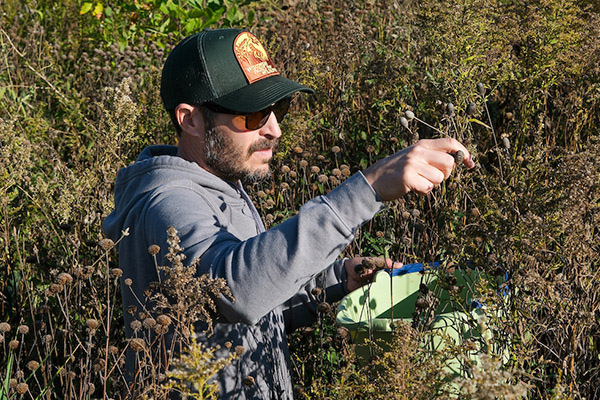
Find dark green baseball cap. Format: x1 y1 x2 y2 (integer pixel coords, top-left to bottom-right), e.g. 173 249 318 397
160 28 314 113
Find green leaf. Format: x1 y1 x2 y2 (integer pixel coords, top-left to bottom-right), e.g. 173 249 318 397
80 2 93 14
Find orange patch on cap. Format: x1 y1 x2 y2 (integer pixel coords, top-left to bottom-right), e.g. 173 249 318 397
233 32 279 84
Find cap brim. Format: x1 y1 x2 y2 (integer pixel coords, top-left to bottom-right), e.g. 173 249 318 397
211 75 314 113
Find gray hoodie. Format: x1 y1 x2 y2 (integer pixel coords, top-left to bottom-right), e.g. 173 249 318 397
103 145 384 399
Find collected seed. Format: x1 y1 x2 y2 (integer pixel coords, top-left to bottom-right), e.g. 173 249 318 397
453 150 464 164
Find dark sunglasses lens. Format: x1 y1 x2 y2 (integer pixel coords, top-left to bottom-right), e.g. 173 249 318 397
246 110 270 130
245 98 292 130
273 97 291 121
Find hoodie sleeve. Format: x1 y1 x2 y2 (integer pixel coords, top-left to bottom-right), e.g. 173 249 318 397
145 172 383 326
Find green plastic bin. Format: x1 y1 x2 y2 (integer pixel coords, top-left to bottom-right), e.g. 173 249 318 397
336 264 492 376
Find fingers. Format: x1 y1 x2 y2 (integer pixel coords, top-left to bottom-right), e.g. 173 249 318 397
418 138 475 169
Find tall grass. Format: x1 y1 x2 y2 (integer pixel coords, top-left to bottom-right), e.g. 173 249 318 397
1 0 599 398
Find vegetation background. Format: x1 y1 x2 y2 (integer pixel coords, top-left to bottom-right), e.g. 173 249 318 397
0 0 598 399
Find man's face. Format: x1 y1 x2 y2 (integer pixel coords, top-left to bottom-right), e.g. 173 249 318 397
203 111 281 183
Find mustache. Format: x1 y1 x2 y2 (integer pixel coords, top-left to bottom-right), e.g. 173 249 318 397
248 138 279 155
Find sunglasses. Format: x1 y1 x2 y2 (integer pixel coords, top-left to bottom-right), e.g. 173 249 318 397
202 97 291 130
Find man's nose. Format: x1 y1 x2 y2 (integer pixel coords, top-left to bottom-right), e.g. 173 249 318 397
259 112 282 139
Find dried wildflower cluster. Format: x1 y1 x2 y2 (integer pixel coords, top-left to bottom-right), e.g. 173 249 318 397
146 226 234 337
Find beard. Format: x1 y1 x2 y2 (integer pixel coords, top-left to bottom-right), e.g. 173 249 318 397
204 125 278 183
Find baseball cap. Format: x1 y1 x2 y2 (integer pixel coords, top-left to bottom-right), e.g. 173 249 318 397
160 28 314 113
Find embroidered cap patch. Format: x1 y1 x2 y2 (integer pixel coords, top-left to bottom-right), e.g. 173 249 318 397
233 32 279 84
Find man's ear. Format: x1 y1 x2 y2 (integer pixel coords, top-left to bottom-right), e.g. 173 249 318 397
175 103 203 137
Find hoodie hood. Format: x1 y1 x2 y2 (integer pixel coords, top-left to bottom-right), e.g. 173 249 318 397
103 145 246 241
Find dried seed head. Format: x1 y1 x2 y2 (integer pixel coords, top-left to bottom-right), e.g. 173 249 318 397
366 145 375 154
127 305 137 315
0 322 11 333
477 82 486 97
415 297 428 309
318 174 328 183
128 338 146 352
224 341 232 349
17 325 29 335
147 244 160 255
332 168 341 177
156 315 172 326
16 382 29 395
337 326 349 338
299 160 308 168
243 376 255 387
411 209 420 218
124 278 133 286
235 345 246 356
331 145 341 153
49 283 64 294
143 317 156 329
466 102 477 116
293 146 303 154
362 257 386 270
453 150 464 164
402 211 411 219
130 320 142 331
405 110 415 120
110 268 123 278
56 272 73 285
505 111 514 120
9 339 19 350
376 231 384 238
400 116 409 130
446 102 455 116
109 345 119 355
310 166 320 174
281 165 291 173
98 238 114 250
26 360 39 371
311 287 322 297
317 302 331 313
502 137 511 149
85 319 99 330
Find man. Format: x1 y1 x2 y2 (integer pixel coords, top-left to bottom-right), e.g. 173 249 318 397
103 28 474 399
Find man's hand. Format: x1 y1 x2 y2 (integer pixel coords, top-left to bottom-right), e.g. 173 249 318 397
363 138 475 201
344 257 403 292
